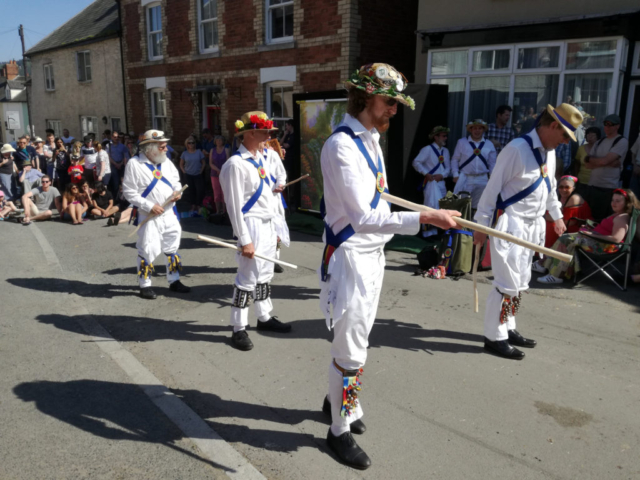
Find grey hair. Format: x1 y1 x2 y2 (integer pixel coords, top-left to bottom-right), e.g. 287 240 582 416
140 142 160 157
214 135 225 142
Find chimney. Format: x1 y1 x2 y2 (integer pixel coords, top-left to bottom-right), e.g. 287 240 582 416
2 60 19 80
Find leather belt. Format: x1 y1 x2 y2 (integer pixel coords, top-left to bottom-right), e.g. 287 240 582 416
333 359 360 377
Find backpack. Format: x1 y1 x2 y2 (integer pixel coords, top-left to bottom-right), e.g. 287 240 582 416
437 192 473 276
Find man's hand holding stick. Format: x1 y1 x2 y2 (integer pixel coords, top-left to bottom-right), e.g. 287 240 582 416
128 185 188 237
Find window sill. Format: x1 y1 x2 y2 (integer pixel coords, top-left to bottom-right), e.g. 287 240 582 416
147 57 164 64
258 41 296 53
193 49 221 60
45 89 56 93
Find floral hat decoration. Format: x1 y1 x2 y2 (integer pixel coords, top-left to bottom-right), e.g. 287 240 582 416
466 119 488 133
234 111 278 137
429 126 450 140
345 63 415 110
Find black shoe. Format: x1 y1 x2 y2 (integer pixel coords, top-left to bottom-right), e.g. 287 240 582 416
326 429 371 470
483 337 525 360
508 329 537 348
231 330 254 351
169 280 191 293
107 218 114 226
274 263 284 273
256 316 291 333
113 211 122 226
140 287 157 300
323 396 366 434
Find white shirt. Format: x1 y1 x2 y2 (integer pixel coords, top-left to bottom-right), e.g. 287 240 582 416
451 136 497 177
474 129 562 227
321 114 420 252
220 144 279 246
96 150 111 176
264 147 287 216
412 142 451 179
81 146 98 169
122 153 181 215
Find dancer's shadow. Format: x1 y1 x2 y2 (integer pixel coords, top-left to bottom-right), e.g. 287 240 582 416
13 379 324 460
7 277 139 299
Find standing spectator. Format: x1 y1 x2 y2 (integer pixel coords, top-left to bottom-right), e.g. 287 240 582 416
53 138 71 191
80 136 97 185
584 114 629 221
573 126 601 197
21 175 61 224
180 136 206 214
280 119 296 171
61 183 87 225
209 135 228 214
107 131 130 196
93 141 111 187
33 137 48 174
554 141 572 179
200 128 214 158
68 153 84 185
61 129 75 148
14 136 35 173
43 130 57 177
101 130 111 149
0 144 17 200
125 135 136 158
487 105 515 154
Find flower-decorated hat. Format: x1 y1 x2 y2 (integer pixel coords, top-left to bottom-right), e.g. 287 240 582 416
345 63 415 110
139 129 170 145
466 119 488 133
234 111 278 137
429 126 450 140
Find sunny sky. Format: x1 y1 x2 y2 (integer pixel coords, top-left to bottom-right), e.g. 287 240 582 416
0 0 95 63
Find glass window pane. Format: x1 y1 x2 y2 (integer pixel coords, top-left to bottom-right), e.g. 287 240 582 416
472 49 510 72
84 52 91 67
202 21 218 48
513 75 559 136
270 0 284 5
271 7 284 39
270 87 284 118
281 87 293 118
431 51 467 76
431 78 466 148
566 40 616 70
151 32 162 57
517 46 560 69
201 0 216 20
284 5 293 37
468 76 510 121
564 73 612 129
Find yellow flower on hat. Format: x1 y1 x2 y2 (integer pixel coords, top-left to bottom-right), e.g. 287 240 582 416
235 120 244 129
258 113 268 120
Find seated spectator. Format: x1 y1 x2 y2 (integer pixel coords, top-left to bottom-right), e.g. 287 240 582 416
68 154 84 184
537 188 638 284
18 159 44 193
180 136 206 215
0 190 17 220
573 126 601 197
90 181 119 221
108 184 130 226
21 175 61 225
543 176 592 248
61 183 87 225
78 179 93 205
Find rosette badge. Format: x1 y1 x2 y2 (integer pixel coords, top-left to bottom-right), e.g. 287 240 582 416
345 62 415 110
234 111 279 137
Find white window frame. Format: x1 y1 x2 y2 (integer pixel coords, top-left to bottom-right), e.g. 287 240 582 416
426 36 624 132
198 0 219 54
266 81 293 125
150 88 167 130
46 120 62 138
76 51 91 83
265 0 293 45
80 116 98 138
111 117 122 133
44 64 55 91
146 2 163 61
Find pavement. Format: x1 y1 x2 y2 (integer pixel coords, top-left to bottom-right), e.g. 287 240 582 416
1 213 639 480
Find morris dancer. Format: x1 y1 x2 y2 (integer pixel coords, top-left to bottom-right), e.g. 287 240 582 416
413 126 451 237
319 63 460 469
220 111 292 352
473 104 582 360
262 141 290 273
451 119 497 210
122 130 190 300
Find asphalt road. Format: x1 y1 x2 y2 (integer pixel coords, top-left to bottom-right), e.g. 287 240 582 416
1 214 639 480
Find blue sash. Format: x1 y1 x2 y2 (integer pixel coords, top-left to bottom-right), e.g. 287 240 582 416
495 134 551 218
458 140 489 171
427 144 446 175
236 154 270 214
320 125 389 281
129 162 178 226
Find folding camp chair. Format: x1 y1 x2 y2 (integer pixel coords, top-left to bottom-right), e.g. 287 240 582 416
574 208 639 291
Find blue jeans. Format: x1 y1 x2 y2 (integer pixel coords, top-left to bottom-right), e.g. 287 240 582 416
109 165 124 196
0 172 16 200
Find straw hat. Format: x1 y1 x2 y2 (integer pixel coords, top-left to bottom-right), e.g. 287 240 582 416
466 119 488 133
139 129 170 146
545 103 584 142
34 137 44 143
1 144 16 154
234 111 278 137
429 126 450 140
345 63 415 110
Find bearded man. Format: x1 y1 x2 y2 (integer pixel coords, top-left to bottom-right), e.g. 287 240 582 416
319 63 460 470
122 130 190 299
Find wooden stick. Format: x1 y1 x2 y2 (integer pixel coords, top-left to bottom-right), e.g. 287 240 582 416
197 235 298 269
381 192 572 263
473 243 481 313
128 185 188 238
283 174 310 188
298 208 321 214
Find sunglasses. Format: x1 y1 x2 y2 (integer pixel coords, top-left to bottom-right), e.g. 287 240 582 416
603 122 618 127
42 180 50 184
385 98 398 107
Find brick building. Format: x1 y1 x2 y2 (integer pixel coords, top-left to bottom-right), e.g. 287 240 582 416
120 0 418 145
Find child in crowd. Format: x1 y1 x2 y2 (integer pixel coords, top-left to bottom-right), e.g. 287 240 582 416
90 181 120 222
68 154 84 184
0 190 17 220
61 183 87 225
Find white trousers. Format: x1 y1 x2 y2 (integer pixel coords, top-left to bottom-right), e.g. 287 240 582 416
231 217 276 327
453 172 488 209
484 211 545 341
320 248 385 436
136 212 181 288
423 179 446 209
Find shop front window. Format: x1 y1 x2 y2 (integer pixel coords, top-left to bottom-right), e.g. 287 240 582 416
431 51 467 76
513 75 559 135
517 46 560 69
468 76 510 122
431 78 466 145
472 49 510 72
564 73 612 129
566 40 616 70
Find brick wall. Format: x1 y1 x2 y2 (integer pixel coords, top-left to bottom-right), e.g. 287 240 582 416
124 2 142 63
166 0 193 57
224 75 258 137
300 0 339 38
223 0 257 49
129 83 147 134
168 80 197 142
300 70 341 93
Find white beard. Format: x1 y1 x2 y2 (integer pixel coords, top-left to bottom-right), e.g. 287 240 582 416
144 146 166 164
